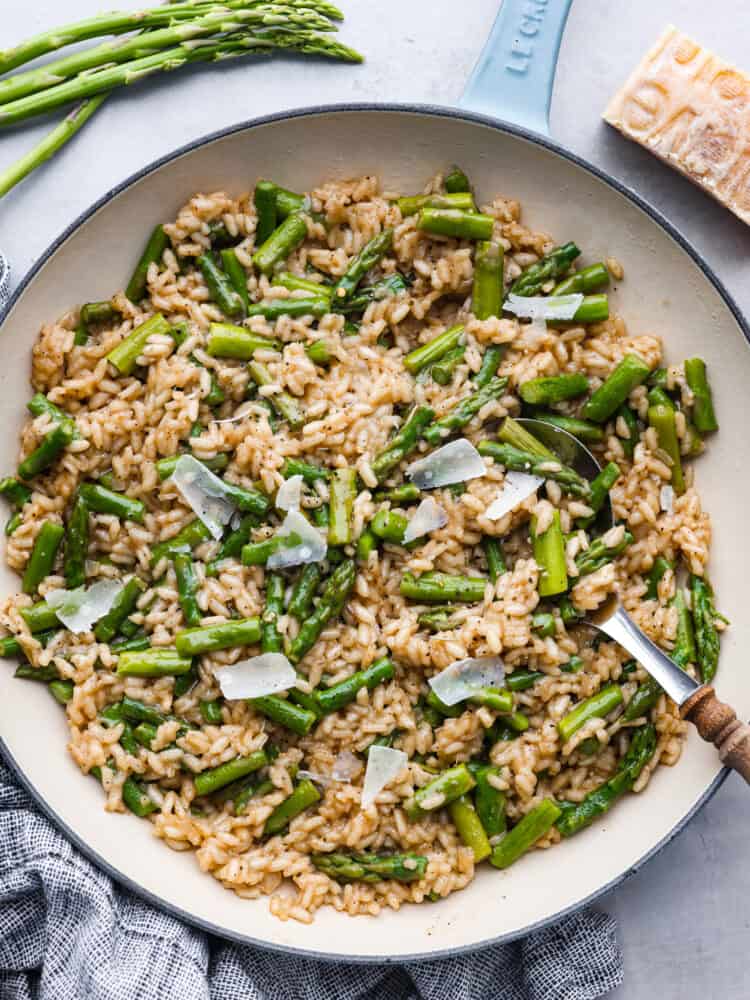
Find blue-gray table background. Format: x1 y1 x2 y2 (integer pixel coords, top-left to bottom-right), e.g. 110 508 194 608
2 1 749 995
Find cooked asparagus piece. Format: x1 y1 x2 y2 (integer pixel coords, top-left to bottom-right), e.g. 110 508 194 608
684 357 718 433
417 208 493 240
582 353 652 423
373 483 421 504
519 373 589 406
0 477 32 508
125 224 168 302
261 573 285 654
247 297 329 320
468 763 506 838
315 657 395 714
506 669 544 692
489 799 562 869
556 725 656 837
478 442 591 499
282 458 330 483
449 795 492 862
122 777 159 817
531 510 567 597
205 322 280 359
116 648 192 678
220 248 250 314
371 405 435 482
472 240 504 320
22 521 64 595
444 166 471 193
422 377 508 444
545 295 609 326
150 518 212 566
558 684 624 743
400 571 487 604
645 556 673 601
197 253 243 317
404 764 476 820
252 212 308 275
175 618 261 657
155 453 229 481
248 360 304 430
264 779 321 836
355 526 378 562
473 344 505 388
622 679 662 722
510 243 580 297
328 467 357 546
78 482 145 522
288 564 323 620
648 401 684 494
552 262 610 296
574 530 634 576
340 273 410 314
430 346 466 385
690 575 724 683
288 559 356 662
331 229 393 304
251 694 317 735
577 461 620 528
63 494 89 589
173 552 201 627
194 749 269 797
312 850 428 883
497 416 555 458
531 414 604 444
404 325 464 376
481 536 506 583
93 575 146 644
396 191 475 217
106 313 172 376
18 423 73 481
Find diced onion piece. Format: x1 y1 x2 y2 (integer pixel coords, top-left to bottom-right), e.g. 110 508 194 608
361 745 408 809
172 454 235 540
214 652 296 700
276 474 303 512
403 497 448 543
659 484 674 513
428 656 506 706
484 471 544 521
407 439 486 490
505 292 584 321
46 580 122 634
267 509 327 570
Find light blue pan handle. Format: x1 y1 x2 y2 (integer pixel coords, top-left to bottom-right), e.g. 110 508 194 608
459 0 573 137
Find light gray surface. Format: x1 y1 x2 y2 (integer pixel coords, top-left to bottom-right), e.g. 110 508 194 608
1 1 749 995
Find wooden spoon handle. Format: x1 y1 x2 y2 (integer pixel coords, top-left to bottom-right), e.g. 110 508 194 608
681 686 750 784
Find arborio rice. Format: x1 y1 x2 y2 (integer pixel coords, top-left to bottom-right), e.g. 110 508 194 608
0 169 725 923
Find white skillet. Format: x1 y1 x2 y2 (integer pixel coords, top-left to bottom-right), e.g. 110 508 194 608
1 0 749 963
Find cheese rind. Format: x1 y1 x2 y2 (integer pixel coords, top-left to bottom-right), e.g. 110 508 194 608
604 26 750 227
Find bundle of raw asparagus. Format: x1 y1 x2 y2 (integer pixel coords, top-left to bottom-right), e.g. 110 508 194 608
0 1 361 198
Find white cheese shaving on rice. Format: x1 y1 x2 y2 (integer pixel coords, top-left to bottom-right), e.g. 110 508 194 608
46 579 123 634
361 745 408 809
266 509 327 570
504 292 584 321
407 439 486 490
659 484 674 513
484 471 544 520
402 497 448 543
275 474 303 512
171 454 236 540
428 656 506 706
214 652 296 700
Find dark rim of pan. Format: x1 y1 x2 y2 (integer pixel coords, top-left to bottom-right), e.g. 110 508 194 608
0 102 740 963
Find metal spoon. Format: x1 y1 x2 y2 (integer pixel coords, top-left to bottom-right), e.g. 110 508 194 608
517 417 750 783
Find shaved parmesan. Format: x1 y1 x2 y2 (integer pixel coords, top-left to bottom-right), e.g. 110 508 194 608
266 509 327 570
659 484 674 513
407 439 486 490
361 745 407 809
428 656 506 706
172 454 235 540
505 292 584 321
299 751 363 786
484 471 543 521
276 475 303 512
46 580 122 634
214 652 295 700
403 497 448 543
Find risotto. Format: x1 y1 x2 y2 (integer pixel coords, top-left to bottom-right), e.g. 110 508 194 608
0 168 725 923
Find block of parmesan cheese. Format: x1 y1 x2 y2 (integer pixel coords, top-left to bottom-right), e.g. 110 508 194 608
604 26 750 227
